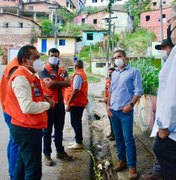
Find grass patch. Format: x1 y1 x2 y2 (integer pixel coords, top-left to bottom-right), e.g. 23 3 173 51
87 75 101 83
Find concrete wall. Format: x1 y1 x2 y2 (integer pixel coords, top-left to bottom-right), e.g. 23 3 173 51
82 31 107 46
85 0 127 7
134 95 156 133
0 14 40 35
140 7 172 40
91 61 106 76
37 37 76 56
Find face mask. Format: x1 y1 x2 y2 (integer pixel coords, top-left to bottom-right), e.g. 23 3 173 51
49 57 59 65
109 74 111 78
33 59 44 73
167 24 175 46
161 50 168 62
115 58 124 68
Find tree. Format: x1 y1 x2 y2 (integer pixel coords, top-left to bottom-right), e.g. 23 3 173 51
124 0 150 29
40 20 54 36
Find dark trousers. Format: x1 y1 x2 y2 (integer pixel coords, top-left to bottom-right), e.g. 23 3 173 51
153 135 176 180
10 124 43 180
70 106 85 144
3 112 18 180
43 103 65 156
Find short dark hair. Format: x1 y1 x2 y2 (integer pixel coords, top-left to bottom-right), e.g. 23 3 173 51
17 45 36 65
48 48 60 55
75 60 83 69
108 67 115 71
114 49 126 57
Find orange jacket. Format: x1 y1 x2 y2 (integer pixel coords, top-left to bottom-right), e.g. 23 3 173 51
105 79 111 98
65 69 88 107
0 57 19 112
40 64 66 104
5 66 47 129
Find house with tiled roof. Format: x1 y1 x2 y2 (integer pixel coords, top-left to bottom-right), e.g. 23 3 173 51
0 12 41 62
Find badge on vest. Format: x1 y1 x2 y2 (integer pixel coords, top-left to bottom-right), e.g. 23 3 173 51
60 73 65 78
34 87 41 97
50 73 56 79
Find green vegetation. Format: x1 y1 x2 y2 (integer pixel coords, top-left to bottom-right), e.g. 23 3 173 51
87 75 101 83
130 58 160 95
124 0 151 29
61 22 94 36
118 28 156 56
0 48 3 55
40 20 54 36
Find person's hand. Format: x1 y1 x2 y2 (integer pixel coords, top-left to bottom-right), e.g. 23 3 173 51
66 105 71 112
158 129 170 139
45 97 55 109
122 105 132 113
107 106 112 117
43 78 54 88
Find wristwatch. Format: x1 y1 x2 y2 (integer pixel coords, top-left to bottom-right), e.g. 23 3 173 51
130 102 134 107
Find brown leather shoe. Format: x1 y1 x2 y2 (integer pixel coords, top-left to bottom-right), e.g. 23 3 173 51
142 172 161 179
114 160 127 171
128 167 138 180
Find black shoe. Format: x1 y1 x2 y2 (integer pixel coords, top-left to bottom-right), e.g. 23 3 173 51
56 151 72 161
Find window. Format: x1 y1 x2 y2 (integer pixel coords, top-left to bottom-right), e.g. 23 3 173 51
163 0 166 4
96 63 105 68
146 15 150 21
87 33 93 40
59 39 65 46
3 22 8 28
92 0 97 3
19 23 23 28
28 6 33 10
82 18 85 24
162 14 166 18
93 19 97 24
152 2 157 6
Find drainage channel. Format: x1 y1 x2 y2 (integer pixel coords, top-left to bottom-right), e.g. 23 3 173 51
87 95 117 180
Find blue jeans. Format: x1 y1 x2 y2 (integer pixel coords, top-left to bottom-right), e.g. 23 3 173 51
3 112 18 180
111 109 136 167
70 106 85 144
43 103 65 156
10 124 43 180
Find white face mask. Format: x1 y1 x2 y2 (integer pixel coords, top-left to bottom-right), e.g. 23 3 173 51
115 58 125 68
49 57 59 65
161 50 168 62
33 59 44 73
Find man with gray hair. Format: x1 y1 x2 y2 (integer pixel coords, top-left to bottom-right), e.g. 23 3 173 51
65 60 88 150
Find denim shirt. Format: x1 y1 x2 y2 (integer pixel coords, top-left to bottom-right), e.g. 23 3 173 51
110 65 142 111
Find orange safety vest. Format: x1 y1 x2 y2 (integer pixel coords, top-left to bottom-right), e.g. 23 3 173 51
65 69 88 107
40 64 66 104
5 66 47 129
105 79 111 98
0 57 19 112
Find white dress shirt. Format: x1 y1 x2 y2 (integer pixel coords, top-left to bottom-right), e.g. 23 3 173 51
151 46 176 141
11 66 50 114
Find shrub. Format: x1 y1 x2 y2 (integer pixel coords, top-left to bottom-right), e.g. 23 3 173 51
130 58 160 95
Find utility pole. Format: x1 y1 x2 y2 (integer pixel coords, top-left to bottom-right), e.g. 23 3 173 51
54 9 58 48
105 1 112 78
160 0 164 41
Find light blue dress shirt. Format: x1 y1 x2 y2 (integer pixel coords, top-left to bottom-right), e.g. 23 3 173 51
73 75 82 90
110 65 142 111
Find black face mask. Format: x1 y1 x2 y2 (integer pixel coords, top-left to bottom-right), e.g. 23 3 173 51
109 74 111 78
167 24 176 47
